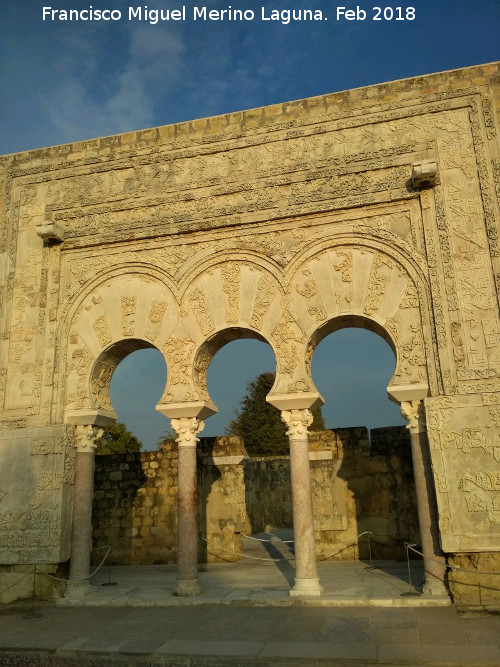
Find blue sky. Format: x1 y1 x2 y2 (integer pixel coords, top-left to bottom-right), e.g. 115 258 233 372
1 1 499 447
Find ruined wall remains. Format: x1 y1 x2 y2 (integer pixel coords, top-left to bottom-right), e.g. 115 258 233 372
1 63 499 606
92 427 419 564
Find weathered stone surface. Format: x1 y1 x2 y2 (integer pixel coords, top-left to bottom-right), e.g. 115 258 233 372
0 62 499 604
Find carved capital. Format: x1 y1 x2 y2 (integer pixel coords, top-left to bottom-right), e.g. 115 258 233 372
171 417 204 447
400 400 426 434
281 409 313 440
74 424 103 453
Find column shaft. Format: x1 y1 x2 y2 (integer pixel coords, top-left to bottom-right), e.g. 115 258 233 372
409 429 447 594
66 423 103 597
283 409 323 597
69 451 95 583
171 417 204 596
402 400 447 596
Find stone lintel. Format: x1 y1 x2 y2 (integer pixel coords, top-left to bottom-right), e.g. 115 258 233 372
387 383 429 404
267 391 324 412
65 409 117 427
156 400 217 420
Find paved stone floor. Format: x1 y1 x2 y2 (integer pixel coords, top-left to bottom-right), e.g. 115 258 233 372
1 534 499 665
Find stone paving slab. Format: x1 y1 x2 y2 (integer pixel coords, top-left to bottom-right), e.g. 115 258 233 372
1 603 499 666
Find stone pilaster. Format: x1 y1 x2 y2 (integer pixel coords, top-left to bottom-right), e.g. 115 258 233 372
282 408 323 597
66 424 103 597
171 416 204 596
400 400 448 596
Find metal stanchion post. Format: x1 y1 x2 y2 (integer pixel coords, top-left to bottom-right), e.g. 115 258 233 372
23 566 43 618
101 564 117 587
401 542 421 597
364 532 376 571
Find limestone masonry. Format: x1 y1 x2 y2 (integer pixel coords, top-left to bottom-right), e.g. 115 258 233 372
1 63 499 606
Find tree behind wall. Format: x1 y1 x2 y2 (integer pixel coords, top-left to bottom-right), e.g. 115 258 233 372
95 421 143 455
227 372 325 456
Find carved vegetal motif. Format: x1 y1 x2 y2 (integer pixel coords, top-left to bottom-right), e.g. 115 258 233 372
145 300 168 341
364 254 392 316
220 264 240 324
0 418 27 429
250 273 276 330
331 248 353 309
295 269 317 298
451 322 466 366
93 315 112 347
185 288 214 336
308 306 326 323
171 417 204 446
66 345 93 409
281 409 313 440
399 283 419 308
482 96 496 140
163 337 195 386
30 437 64 456
273 310 305 377
121 296 136 336
91 362 114 411
193 351 212 400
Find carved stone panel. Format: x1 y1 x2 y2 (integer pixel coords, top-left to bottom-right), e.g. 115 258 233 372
426 394 500 552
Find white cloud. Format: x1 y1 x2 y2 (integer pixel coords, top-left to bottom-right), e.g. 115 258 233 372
41 21 185 142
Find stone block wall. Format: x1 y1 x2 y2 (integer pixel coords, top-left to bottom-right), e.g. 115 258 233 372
92 426 419 565
92 445 178 565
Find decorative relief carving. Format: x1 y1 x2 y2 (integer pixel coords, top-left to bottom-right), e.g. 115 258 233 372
332 249 353 309
91 362 114 411
121 296 136 336
364 254 392 316
185 288 214 336
163 337 195 386
74 424 103 453
93 315 112 347
281 408 313 440
220 264 240 324
193 350 212 400
171 417 204 446
250 273 276 330
0 418 28 429
482 96 496 139
145 299 168 341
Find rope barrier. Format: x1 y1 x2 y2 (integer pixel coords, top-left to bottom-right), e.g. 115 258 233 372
0 570 33 597
202 537 290 562
405 543 500 576
204 531 375 563
36 545 112 583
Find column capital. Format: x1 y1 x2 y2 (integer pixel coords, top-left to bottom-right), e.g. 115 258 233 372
400 399 426 434
281 408 313 441
171 417 204 447
74 424 103 453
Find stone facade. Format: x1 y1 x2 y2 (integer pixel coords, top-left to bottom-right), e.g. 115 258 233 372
91 429 419 565
1 62 499 604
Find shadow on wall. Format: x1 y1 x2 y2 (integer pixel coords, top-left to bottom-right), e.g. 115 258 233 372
92 446 177 566
333 426 421 561
91 426 420 566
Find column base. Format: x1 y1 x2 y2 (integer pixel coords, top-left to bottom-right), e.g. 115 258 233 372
289 577 323 597
423 577 449 597
173 578 202 597
64 580 92 598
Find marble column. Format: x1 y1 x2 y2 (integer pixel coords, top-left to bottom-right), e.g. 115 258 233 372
282 409 323 597
401 400 448 596
66 424 103 597
171 416 204 596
